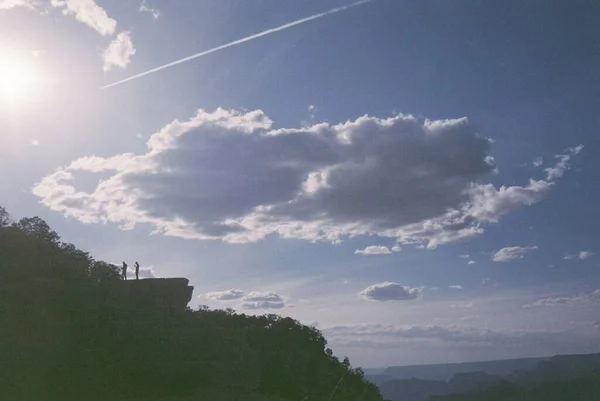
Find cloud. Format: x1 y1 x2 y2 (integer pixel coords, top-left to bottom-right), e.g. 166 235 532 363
51 0 117 36
203 289 291 309
103 31 136 71
564 251 594 260
322 323 584 348
544 145 583 180
481 277 490 285
450 303 473 308
0 0 33 9
532 157 543 168
30 139 40 146
204 289 246 301
125 264 158 279
33 109 581 248
449 285 463 290
359 282 422 302
492 246 538 262
467 260 476 265
139 0 159 20
459 254 470 259
579 251 594 260
355 245 392 255
241 291 288 309
524 289 600 308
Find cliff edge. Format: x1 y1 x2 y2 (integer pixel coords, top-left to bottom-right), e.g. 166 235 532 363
106 278 194 310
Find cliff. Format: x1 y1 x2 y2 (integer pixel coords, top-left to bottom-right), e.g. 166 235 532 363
105 278 194 310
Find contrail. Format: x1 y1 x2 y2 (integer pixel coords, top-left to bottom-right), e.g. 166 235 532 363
102 0 373 89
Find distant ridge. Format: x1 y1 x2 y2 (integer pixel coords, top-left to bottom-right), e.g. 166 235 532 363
367 353 600 401
368 356 548 382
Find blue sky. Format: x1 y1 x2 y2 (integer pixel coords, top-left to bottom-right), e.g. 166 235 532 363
1 0 599 367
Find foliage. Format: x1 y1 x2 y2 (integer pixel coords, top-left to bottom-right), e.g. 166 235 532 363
0 206 382 401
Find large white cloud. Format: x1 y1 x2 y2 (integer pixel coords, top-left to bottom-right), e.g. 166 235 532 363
359 282 422 302
32 108 582 247
103 31 136 71
492 246 538 262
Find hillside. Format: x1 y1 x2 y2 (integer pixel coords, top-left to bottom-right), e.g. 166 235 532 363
0 206 382 401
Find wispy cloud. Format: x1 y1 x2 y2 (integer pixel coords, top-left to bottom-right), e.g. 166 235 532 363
449 285 464 290
204 289 246 301
524 289 600 308
564 251 594 260
139 0 159 20
545 145 583 180
492 246 538 262
451 303 474 308
102 0 374 88
203 288 291 309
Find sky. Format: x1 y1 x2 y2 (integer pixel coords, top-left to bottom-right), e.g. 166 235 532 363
1 0 599 368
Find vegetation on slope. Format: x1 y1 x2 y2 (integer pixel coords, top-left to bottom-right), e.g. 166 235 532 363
0 206 382 401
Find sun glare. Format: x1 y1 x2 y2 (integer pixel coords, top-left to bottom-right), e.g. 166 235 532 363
0 51 44 109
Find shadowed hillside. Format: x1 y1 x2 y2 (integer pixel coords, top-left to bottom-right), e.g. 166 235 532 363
0 206 382 401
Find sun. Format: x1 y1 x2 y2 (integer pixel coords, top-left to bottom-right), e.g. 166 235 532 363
0 52 42 108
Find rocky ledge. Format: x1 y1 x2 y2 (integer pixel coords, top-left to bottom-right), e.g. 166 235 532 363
105 278 194 310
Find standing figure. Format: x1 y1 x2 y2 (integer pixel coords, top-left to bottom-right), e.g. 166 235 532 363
122 261 128 280
134 261 140 280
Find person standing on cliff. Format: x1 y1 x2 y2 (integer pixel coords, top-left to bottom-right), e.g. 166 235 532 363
122 261 128 280
134 261 140 280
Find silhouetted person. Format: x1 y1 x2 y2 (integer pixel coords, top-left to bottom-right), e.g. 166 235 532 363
122 261 128 280
134 261 140 280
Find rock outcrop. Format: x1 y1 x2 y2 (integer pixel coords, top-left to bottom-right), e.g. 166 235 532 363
105 278 194 310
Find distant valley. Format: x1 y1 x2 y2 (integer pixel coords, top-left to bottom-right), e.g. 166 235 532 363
366 353 600 401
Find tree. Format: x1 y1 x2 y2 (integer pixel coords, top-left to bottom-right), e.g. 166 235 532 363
89 261 121 283
0 206 11 227
14 216 60 244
